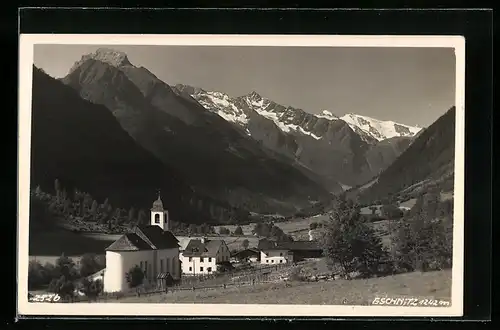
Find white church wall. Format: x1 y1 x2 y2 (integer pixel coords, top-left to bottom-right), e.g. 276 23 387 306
156 248 180 280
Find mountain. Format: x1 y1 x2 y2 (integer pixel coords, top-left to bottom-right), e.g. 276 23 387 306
30 66 225 224
354 106 456 204
59 48 333 217
174 84 419 189
340 113 422 142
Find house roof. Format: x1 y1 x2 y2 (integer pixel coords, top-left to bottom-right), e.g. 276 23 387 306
106 225 179 252
231 248 260 258
182 239 225 257
258 238 322 251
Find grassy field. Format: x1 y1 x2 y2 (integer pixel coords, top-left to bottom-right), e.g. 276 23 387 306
114 269 452 305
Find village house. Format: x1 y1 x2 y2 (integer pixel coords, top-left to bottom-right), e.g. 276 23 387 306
180 237 230 275
231 248 260 263
103 194 181 293
258 238 323 264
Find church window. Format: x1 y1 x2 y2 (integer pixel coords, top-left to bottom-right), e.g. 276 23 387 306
189 267 192 271
140 261 143 270
280 252 283 256
144 261 148 275
160 259 164 273
155 213 160 224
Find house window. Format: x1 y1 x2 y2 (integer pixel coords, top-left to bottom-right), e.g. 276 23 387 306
280 252 283 256
280 260 283 263
207 267 212 272
208 257 212 262
271 260 274 263
155 213 160 224
189 257 192 262
200 267 204 272
266 260 269 263
160 259 164 273
189 267 192 271
200 257 204 262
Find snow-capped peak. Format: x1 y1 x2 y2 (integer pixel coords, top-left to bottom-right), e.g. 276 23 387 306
340 113 422 141
315 110 339 120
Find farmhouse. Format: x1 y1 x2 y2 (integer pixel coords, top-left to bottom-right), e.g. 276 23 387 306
180 237 230 275
103 194 181 293
258 238 323 264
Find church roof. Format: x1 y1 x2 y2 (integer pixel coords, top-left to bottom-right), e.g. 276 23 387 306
106 233 153 251
182 238 225 257
106 225 179 252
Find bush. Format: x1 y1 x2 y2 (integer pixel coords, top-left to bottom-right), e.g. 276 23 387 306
81 278 103 302
321 197 390 278
48 276 75 300
125 265 145 288
241 239 249 250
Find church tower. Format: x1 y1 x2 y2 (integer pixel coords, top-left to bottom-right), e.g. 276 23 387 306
150 191 170 232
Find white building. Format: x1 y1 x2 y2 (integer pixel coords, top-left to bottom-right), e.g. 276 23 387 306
103 194 181 293
180 237 230 275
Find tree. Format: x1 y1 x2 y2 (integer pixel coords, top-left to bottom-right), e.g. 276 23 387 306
81 278 103 302
137 209 147 226
321 197 389 278
79 253 104 278
48 275 75 302
54 254 79 281
309 222 318 230
28 261 51 289
54 178 61 198
234 226 243 236
125 265 144 289
128 207 136 223
391 196 453 272
241 239 249 250
90 200 98 221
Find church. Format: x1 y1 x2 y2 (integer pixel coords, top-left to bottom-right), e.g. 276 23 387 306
103 193 181 293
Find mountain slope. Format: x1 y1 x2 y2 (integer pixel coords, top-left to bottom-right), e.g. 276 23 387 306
30 66 226 224
60 49 333 216
355 106 456 204
174 84 419 189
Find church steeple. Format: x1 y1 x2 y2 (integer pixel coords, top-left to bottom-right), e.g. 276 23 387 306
150 190 170 231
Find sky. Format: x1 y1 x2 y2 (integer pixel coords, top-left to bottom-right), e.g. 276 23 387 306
33 44 456 127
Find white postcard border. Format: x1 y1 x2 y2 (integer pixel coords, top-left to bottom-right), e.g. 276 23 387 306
17 34 465 317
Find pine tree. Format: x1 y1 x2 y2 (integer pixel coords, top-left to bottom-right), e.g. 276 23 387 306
90 200 98 221
128 207 136 224
54 179 61 199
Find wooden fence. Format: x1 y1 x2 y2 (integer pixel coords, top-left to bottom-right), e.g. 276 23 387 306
64 261 312 303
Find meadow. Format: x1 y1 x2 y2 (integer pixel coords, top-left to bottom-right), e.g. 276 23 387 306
114 269 452 305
